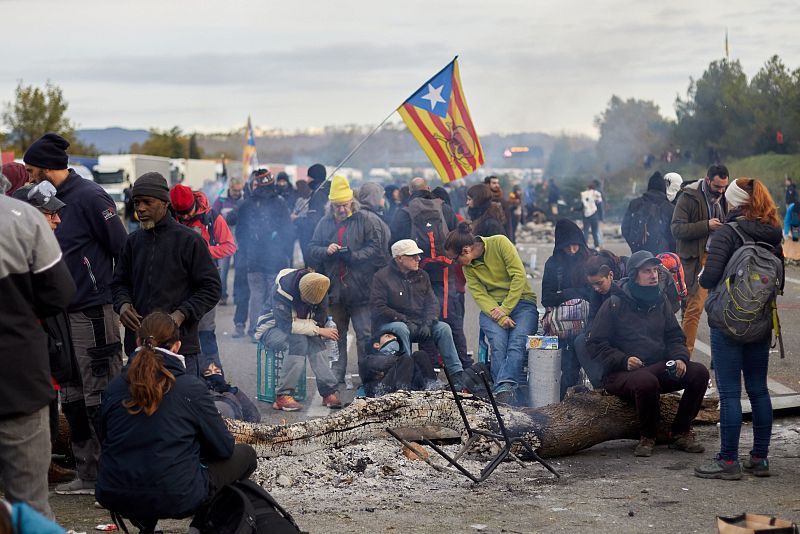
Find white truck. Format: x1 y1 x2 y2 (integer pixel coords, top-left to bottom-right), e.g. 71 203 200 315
95 154 172 218
170 158 221 190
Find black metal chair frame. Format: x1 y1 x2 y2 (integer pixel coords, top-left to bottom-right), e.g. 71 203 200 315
387 367 560 483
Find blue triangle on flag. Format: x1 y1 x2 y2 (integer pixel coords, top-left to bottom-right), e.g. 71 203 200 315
405 62 454 119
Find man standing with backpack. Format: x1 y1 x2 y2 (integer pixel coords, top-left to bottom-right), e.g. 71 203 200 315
170 184 236 374
622 172 675 255
671 164 728 356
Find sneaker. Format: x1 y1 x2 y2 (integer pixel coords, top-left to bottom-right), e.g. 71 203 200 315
493 389 515 405
232 324 246 338
669 431 705 453
272 395 302 411
742 456 770 477
322 393 343 409
48 462 76 484
634 437 656 457
694 457 743 480
55 478 95 495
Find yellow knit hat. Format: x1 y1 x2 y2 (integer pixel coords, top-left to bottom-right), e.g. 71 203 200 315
298 273 330 305
328 175 353 203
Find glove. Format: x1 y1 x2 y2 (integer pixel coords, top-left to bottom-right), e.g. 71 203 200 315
417 323 432 341
407 321 421 339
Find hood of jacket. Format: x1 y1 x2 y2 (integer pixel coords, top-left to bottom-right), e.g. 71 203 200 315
357 182 385 212
642 189 669 204
553 218 587 252
727 211 783 247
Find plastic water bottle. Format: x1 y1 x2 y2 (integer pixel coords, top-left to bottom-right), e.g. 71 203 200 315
324 316 339 363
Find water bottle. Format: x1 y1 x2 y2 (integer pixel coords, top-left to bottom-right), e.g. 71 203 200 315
324 316 339 363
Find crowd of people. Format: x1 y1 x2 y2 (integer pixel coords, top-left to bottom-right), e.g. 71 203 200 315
0 128 788 532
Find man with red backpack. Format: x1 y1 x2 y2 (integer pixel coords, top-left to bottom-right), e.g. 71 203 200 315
170 184 236 375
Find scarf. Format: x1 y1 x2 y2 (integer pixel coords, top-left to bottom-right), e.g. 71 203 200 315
628 282 662 307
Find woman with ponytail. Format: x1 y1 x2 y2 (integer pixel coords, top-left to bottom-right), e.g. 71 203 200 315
96 312 257 531
695 178 783 481
466 184 507 237
444 222 538 404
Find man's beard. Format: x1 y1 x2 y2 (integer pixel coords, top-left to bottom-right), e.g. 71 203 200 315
140 220 156 230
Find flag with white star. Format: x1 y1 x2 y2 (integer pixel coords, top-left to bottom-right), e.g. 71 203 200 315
398 57 484 183
242 115 259 180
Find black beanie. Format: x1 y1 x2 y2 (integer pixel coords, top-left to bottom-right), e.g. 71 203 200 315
131 172 170 202
646 171 666 193
23 133 70 170
307 163 326 183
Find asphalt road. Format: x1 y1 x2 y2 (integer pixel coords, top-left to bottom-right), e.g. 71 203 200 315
215 230 800 426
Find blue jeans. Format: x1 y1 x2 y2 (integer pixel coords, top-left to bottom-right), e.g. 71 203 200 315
479 299 538 392
380 321 463 376
710 327 773 460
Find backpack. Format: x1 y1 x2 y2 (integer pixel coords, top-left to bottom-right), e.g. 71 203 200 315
623 199 668 253
657 252 687 300
404 197 453 317
704 222 783 343
198 480 306 534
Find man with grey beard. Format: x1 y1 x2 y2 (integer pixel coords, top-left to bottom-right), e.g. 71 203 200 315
111 172 221 376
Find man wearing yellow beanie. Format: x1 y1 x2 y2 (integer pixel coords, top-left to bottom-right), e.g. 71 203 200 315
307 175 389 386
259 268 342 410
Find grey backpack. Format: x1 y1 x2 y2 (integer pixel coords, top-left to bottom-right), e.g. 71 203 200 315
705 222 783 343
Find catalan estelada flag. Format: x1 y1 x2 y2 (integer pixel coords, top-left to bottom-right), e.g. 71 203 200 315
242 116 259 179
398 57 484 183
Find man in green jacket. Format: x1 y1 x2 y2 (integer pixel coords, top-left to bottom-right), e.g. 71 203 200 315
670 164 728 356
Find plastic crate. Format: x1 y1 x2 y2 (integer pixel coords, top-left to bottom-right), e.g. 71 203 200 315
256 340 306 403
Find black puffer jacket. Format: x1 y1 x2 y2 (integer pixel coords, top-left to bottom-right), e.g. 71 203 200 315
541 219 592 307
370 261 439 331
699 213 784 291
96 354 234 520
587 280 689 383
307 208 386 306
111 216 221 355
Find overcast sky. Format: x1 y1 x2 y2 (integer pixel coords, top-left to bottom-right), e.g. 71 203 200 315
3 0 799 137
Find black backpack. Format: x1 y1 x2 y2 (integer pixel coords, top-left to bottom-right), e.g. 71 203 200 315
622 199 668 253
198 480 306 534
404 197 451 270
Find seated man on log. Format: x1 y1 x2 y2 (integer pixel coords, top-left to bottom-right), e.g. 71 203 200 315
258 268 343 411
586 251 709 457
369 239 466 391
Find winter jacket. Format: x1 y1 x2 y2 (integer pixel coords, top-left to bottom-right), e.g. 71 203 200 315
0 195 75 418
111 216 221 355
699 213 784 292
541 219 592 307
671 180 728 295
96 353 234 520
232 188 293 273
463 235 537 324
271 268 329 337
53 170 128 311
783 204 800 237
587 281 689 383
621 189 676 254
211 191 243 221
177 191 236 260
370 260 440 331
308 208 386 306
357 182 392 257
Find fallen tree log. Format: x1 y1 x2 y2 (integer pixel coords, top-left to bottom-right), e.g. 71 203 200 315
226 388 719 459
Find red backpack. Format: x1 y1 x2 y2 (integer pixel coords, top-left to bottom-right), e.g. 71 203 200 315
657 252 687 299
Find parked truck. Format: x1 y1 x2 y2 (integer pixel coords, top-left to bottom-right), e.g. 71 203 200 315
171 158 221 190
94 154 172 218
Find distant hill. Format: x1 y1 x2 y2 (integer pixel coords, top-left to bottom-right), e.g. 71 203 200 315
76 127 150 154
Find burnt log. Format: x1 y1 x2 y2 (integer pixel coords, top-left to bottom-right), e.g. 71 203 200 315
226 388 719 459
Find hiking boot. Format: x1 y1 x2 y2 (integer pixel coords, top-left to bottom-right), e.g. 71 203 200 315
669 431 705 453
694 457 743 480
742 456 770 477
634 437 656 457
272 395 302 411
322 393 343 409
493 389 514 405
48 462 76 484
55 478 96 495
232 324 246 338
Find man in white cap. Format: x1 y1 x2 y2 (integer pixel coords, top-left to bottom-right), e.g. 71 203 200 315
369 239 466 389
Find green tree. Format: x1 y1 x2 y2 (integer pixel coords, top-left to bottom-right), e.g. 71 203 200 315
130 126 187 158
2 80 96 155
188 133 203 159
749 55 800 154
594 96 673 175
675 59 755 161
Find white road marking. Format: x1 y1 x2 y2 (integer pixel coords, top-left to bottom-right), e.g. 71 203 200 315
784 276 800 285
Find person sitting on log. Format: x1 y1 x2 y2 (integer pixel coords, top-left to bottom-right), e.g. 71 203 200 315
258 268 343 411
586 251 710 457
369 239 466 391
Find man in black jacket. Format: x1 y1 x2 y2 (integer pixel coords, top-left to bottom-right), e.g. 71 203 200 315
0 192 75 517
24 132 128 497
621 172 676 254
587 251 709 458
308 175 386 384
112 172 221 376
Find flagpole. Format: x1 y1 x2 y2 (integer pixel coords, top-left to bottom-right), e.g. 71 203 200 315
327 108 397 177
